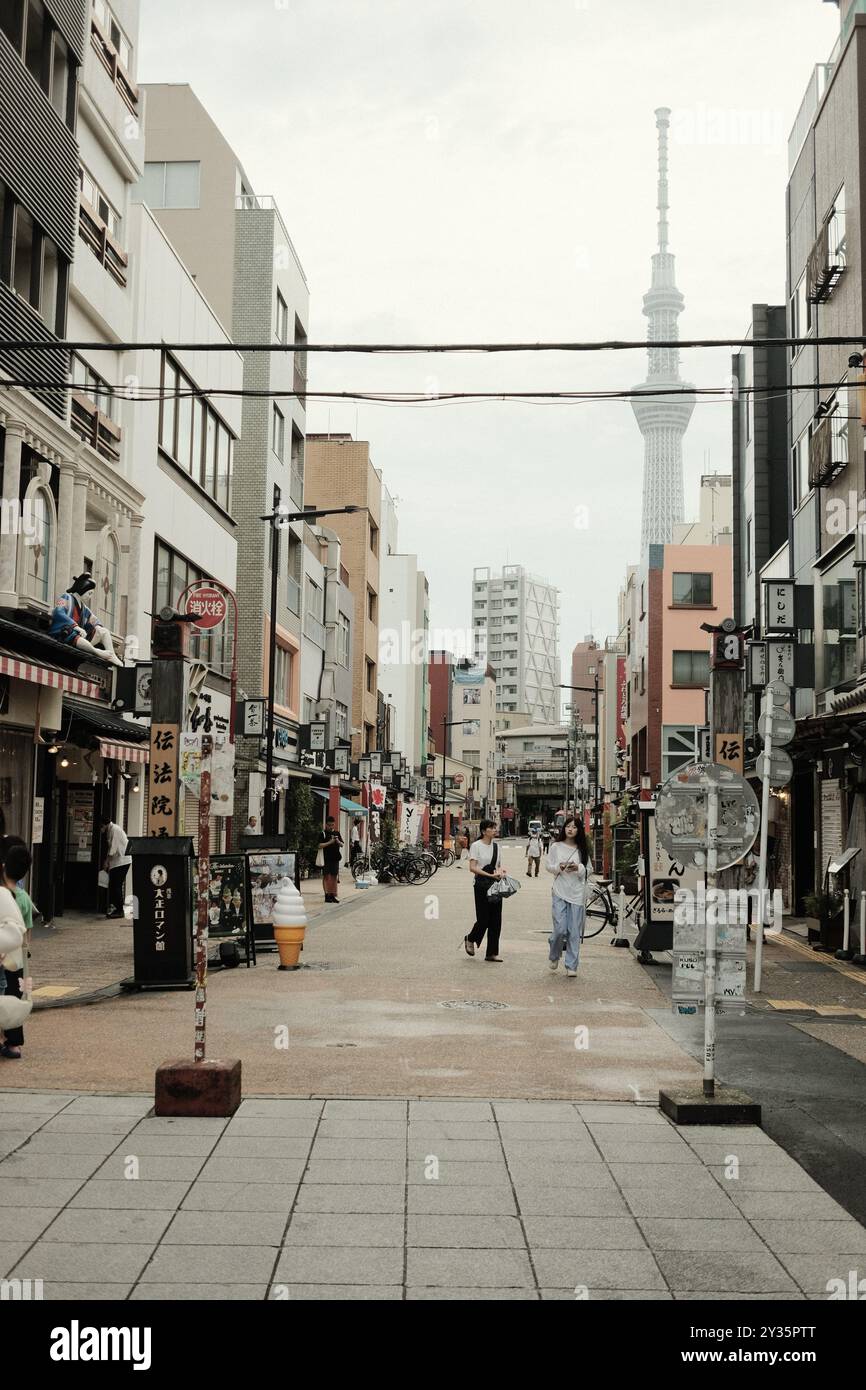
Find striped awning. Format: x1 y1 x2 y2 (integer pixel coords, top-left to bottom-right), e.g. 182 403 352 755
0 648 104 700
98 738 149 764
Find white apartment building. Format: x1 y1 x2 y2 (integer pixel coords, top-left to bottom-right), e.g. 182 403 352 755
471 564 560 723
379 486 430 773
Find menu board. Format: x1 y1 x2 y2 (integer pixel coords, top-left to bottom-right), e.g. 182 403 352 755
246 850 299 946
67 789 94 862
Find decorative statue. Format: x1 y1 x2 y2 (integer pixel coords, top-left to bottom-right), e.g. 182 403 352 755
50 572 121 666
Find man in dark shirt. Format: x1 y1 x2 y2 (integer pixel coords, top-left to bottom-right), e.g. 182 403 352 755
319 817 344 903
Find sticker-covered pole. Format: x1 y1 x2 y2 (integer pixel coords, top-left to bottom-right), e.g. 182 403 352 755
703 781 719 1098
194 735 213 1063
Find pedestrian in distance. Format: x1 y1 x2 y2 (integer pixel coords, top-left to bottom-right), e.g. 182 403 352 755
319 816 344 903
546 816 593 979
0 838 33 1059
350 817 363 868
463 819 507 962
101 816 131 919
526 830 542 877
243 814 260 834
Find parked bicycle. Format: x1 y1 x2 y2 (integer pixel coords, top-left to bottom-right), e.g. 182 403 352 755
582 878 644 939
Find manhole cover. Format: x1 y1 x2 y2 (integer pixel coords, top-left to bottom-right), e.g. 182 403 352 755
439 999 509 1011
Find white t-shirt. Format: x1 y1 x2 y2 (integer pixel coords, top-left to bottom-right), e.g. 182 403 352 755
106 823 131 870
469 839 502 873
546 842 594 905
527 835 542 858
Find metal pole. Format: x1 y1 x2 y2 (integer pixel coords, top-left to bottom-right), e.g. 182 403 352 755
754 700 773 993
704 781 719 1098
194 735 213 1063
264 484 281 836
441 713 447 846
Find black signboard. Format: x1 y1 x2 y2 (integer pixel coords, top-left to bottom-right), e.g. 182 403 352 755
126 837 194 988
199 853 253 966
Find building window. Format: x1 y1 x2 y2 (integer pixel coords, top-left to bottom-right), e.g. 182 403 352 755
369 523 379 557
153 539 229 672
275 291 288 343
672 650 710 688
367 588 377 623
273 642 294 708
791 271 811 357
337 612 350 667
746 517 753 576
159 352 234 509
827 185 847 272
139 161 201 210
77 165 128 285
662 726 700 778
335 702 348 739
792 427 811 507
92 0 132 72
366 659 375 693
272 404 285 460
294 316 308 393
96 529 120 631
21 482 54 604
821 550 856 691
672 572 712 606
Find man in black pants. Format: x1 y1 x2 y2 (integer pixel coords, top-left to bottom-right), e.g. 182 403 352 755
101 816 131 919
463 819 506 962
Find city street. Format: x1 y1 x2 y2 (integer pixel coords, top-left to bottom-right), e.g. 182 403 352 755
2 854 866 1302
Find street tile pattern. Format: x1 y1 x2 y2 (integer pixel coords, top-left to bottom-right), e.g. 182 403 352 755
1 1092 864 1300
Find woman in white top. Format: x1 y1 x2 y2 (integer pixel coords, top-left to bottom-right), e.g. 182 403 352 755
463 819 507 962
546 816 593 978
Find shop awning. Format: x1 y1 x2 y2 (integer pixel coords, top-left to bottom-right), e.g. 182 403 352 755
312 789 369 815
98 738 149 764
0 648 104 700
63 698 149 748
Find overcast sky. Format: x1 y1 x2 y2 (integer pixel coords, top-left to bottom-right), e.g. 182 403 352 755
140 0 838 698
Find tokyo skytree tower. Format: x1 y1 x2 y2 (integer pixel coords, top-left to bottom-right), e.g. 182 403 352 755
631 108 695 551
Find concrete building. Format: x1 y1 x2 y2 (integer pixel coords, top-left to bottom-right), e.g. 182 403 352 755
138 83 311 832
496 722 573 825
471 564 559 723
305 435 382 758
446 660 497 818
624 477 733 785
379 486 430 774
731 306 789 633
631 108 695 551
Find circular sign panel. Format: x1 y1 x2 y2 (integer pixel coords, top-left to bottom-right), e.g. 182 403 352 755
655 762 760 871
756 748 793 788
185 586 227 630
758 708 796 745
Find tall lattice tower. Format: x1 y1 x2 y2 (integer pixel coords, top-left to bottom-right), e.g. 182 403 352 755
631 107 695 550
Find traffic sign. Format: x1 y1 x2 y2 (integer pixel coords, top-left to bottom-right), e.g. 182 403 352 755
655 762 760 870
758 708 795 745
756 748 793 787
765 681 791 708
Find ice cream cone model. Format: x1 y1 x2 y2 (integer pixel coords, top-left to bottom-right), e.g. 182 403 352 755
272 877 307 970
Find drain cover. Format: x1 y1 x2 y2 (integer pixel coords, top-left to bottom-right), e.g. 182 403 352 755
297 961 349 972
439 999 509 1011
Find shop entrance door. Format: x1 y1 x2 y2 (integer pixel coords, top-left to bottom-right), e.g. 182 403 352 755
61 783 104 912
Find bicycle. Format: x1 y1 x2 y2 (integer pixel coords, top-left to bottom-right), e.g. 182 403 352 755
582 878 644 940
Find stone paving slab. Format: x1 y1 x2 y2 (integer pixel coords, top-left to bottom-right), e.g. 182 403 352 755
2 1090 866 1300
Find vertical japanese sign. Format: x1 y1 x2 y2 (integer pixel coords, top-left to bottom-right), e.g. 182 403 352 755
148 723 179 837
714 732 744 775
615 655 627 776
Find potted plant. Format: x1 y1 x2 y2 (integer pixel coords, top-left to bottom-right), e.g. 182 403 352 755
615 832 640 896
803 887 844 951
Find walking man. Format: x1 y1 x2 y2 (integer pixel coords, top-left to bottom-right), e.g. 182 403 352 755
525 830 542 877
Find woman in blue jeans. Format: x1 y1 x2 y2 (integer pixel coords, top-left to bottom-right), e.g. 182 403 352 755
546 817 593 978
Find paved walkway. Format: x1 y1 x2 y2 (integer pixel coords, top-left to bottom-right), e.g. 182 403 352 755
1 1090 865 1299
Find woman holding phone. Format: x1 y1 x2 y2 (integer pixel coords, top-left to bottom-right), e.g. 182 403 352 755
546 816 593 979
463 819 507 962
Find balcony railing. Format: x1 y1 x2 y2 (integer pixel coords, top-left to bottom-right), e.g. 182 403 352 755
289 466 304 509
304 613 325 647
807 215 846 304
788 60 836 172
286 575 301 616
90 17 139 116
293 362 307 397
808 412 846 489
78 203 128 287
71 392 121 465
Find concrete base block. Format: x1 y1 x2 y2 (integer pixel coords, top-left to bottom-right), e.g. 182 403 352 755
155 1058 242 1117
659 1084 761 1127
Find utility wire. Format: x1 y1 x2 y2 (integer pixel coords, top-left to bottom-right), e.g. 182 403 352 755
1 335 866 354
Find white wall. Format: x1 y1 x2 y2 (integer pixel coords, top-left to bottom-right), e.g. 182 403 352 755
126 203 242 657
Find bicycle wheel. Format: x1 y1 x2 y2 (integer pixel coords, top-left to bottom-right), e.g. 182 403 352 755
351 857 371 882
441 849 456 867
582 886 611 938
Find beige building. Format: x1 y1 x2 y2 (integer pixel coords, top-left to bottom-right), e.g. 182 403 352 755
305 436 381 757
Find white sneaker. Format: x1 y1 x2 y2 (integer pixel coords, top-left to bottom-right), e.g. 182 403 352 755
566 968 577 978
548 959 559 971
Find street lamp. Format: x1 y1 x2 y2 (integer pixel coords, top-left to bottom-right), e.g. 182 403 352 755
440 713 465 846
559 675 600 813
260 494 362 834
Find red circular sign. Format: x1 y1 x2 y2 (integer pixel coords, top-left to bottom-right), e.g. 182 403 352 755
186 586 227 629
452 774 464 785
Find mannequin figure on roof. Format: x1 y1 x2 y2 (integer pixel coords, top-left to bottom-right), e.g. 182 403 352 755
50 572 122 666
